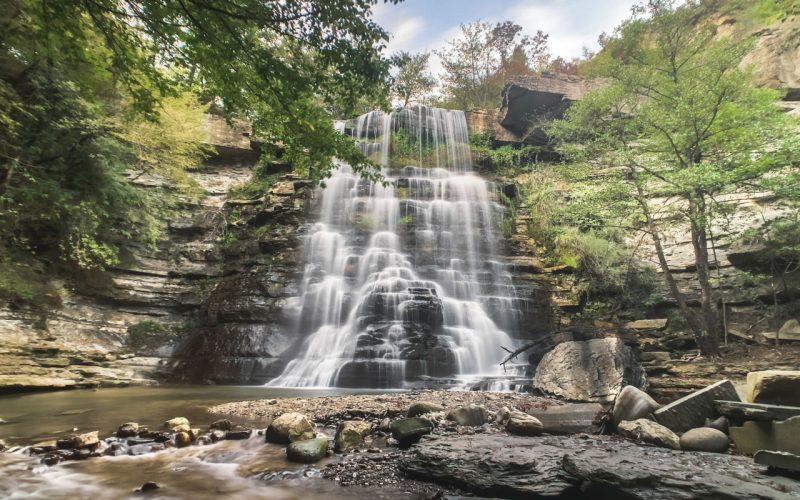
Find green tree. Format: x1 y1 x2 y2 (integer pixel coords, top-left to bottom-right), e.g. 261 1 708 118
551 0 800 355
390 51 435 107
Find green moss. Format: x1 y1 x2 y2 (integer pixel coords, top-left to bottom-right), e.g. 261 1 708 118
127 320 167 347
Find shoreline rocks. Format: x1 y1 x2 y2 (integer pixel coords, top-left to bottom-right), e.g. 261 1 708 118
265 413 315 444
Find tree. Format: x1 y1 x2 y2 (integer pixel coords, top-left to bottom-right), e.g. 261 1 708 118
437 21 546 110
390 51 435 107
550 0 799 355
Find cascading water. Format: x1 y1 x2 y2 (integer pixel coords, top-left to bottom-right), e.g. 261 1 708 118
268 106 522 388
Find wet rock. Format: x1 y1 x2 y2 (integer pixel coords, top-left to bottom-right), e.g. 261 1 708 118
286 437 329 463
527 403 602 434
188 428 202 441
210 419 232 431
163 417 190 430
679 427 729 453
654 380 739 433
209 429 227 442
104 442 129 456
71 431 99 449
0 439 5 451
225 430 251 440
137 481 161 492
754 450 800 473
378 417 391 432
446 406 488 427
617 419 680 450
334 420 373 452
70 448 92 460
196 435 212 446
390 417 433 445
705 416 729 433
746 370 800 406
117 422 139 438
407 401 445 417
401 433 800 499
174 432 192 448
31 440 58 453
128 442 165 455
265 412 315 444
533 337 646 403
612 386 661 429
56 438 75 450
505 410 543 436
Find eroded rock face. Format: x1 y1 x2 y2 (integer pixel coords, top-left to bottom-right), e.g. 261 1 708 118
400 434 798 499
533 337 646 402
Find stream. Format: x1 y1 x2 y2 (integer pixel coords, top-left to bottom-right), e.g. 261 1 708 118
0 386 414 499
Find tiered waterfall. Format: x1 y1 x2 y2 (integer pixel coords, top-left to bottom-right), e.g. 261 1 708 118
268 106 521 388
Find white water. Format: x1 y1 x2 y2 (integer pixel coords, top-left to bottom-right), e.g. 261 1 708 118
268 106 520 388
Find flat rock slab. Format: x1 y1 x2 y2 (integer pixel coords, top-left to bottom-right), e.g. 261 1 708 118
755 450 800 473
399 434 800 499
654 379 739 433
526 403 602 434
716 401 800 423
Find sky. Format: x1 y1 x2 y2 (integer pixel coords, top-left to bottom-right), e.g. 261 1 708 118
372 0 640 75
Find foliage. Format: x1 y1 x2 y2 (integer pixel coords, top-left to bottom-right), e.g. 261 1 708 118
550 0 800 354
390 52 436 107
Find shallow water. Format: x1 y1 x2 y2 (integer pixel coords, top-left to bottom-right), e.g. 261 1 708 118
0 386 415 499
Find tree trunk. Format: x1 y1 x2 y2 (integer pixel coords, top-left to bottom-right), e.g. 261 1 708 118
632 179 704 340
688 195 720 356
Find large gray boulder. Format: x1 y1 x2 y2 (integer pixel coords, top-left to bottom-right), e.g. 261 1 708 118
286 437 328 463
533 337 646 403
399 433 799 499
390 417 433 445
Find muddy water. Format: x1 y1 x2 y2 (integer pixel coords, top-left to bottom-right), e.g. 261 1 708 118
0 386 411 499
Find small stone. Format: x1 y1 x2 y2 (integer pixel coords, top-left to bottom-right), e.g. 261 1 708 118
174 432 191 448
335 421 373 452
505 411 543 436
265 413 316 444
612 386 661 429
407 401 445 417
386 437 399 446
188 428 202 441
680 427 730 453
286 437 329 463
196 436 212 446
225 430 251 440
117 422 139 438
71 431 99 449
617 419 680 450
391 418 433 445
495 406 511 423
446 406 488 427
209 419 232 431
0 439 6 452
137 481 160 492
56 438 75 449
163 417 190 430
209 429 226 442
70 449 92 460
377 418 391 432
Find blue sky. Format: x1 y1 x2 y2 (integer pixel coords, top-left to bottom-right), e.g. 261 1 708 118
372 0 640 75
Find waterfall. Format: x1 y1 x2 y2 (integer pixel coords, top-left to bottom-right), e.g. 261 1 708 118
267 106 521 388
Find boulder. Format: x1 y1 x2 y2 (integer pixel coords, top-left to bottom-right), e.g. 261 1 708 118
286 437 329 463
399 433 799 499
225 430 251 440
446 406 488 427
754 450 800 473
612 386 661 429
745 370 800 406
506 410 544 436
174 432 192 448
334 420 373 452
71 431 99 449
776 319 800 341
533 337 646 403
527 403 602 434
209 419 232 431
117 423 139 438
137 482 161 492
617 419 680 450
407 401 445 417
390 417 433 445
209 429 226 442
679 427 729 453
265 412 315 444
653 380 739 433
163 417 190 430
